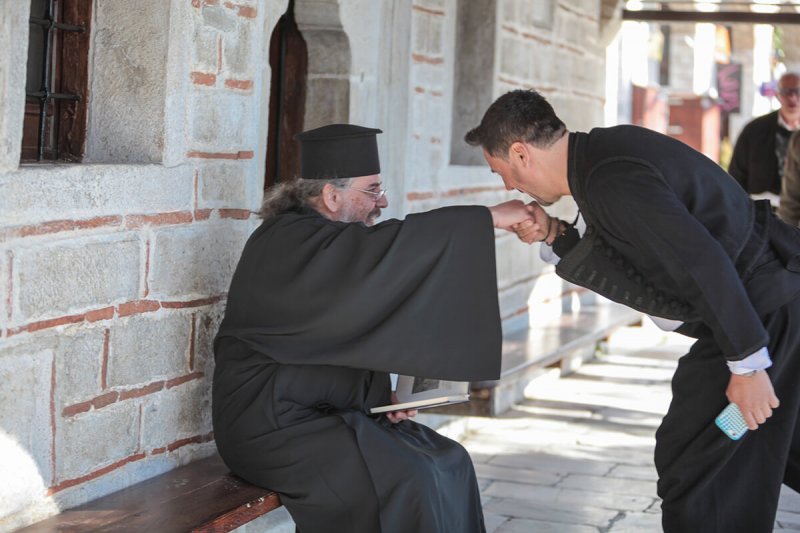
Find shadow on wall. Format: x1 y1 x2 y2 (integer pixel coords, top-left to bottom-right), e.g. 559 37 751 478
0 430 59 532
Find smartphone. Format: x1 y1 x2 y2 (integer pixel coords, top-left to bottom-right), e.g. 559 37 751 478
715 403 749 440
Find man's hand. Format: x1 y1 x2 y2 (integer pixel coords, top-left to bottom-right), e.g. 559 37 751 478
726 370 780 430
512 201 550 244
488 200 536 231
385 392 418 424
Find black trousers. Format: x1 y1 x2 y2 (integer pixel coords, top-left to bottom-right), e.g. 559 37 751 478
655 300 800 532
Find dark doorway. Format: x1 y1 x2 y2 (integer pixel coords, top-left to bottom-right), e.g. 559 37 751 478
265 0 308 189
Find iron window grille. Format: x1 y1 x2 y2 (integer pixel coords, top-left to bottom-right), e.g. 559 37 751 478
22 0 91 162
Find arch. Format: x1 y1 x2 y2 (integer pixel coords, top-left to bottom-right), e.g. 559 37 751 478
265 0 307 188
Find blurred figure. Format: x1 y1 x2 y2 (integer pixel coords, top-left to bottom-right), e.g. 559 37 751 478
778 130 800 225
729 72 800 204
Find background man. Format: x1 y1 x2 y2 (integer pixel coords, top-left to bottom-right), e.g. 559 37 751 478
465 90 800 533
729 72 800 201
778 130 800 225
212 123 532 533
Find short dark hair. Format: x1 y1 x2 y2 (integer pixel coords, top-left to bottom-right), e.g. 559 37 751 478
464 89 566 158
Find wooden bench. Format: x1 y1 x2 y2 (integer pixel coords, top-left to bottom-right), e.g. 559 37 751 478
18 454 283 533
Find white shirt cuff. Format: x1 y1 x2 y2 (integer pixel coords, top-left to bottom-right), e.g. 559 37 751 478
648 316 683 331
727 347 772 374
539 243 560 265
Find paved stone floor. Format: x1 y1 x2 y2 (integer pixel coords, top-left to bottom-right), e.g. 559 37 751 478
461 324 800 533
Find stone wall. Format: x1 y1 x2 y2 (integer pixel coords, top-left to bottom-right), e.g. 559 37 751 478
0 1 265 530
0 0 613 530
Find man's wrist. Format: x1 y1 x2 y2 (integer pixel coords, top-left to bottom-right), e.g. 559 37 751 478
727 347 772 375
544 218 565 246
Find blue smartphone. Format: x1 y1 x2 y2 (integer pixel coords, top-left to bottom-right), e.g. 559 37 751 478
715 403 749 440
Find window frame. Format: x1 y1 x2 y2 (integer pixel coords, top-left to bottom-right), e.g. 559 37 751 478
22 0 92 163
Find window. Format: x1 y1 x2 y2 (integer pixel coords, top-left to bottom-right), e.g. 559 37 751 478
22 0 91 162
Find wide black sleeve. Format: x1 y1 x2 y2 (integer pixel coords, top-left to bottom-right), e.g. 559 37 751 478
585 161 768 360
217 206 502 381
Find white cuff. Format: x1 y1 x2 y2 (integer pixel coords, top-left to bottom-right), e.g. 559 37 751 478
727 347 772 375
648 316 682 331
539 243 561 265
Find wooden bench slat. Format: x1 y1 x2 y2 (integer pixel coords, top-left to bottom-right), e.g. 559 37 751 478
17 455 282 533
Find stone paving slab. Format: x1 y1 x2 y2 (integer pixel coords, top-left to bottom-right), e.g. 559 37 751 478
462 325 800 532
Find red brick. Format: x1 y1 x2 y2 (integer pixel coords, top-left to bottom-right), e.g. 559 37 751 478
224 2 256 18
85 306 115 323
118 300 161 317
2 216 122 241
167 431 214 452
406 191 437 201
224 79 253 91
166 371 204 389
190 71 216 86
118 381 165 400
520 31 552 46
412 4 445 16
194 209 213 220
161 295 225 309
9 314 85 336
62 391 120 417
189 314 197 370
48 452 147 494
143 239 151 298
441 185 504 197
186 150 255 160
411 53 444 65
218 209 251 220
125 211 194 228
101 329 110 389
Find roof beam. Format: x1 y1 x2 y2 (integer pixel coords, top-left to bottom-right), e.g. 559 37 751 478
622 9 800 24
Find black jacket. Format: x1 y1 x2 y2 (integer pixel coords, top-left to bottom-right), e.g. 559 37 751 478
557 126 800 360
729 110 784 194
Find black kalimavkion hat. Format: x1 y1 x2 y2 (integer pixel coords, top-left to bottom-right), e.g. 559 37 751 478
295 124 382 179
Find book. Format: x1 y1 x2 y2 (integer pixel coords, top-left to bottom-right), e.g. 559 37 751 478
369 375 470 414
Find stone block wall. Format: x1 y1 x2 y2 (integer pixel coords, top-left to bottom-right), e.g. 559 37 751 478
1 0 614 530
401 0 607 332
0 1 265 530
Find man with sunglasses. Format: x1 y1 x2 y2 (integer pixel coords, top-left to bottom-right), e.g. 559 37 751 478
730 72 800 201
212 123 533 533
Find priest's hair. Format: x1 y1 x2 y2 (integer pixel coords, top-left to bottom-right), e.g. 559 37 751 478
259 177 350 219
464 89 566 158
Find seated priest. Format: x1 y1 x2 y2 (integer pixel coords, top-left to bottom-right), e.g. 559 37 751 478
212 124 533 533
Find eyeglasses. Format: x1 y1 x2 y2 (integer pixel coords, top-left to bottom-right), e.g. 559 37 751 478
779 88 800 98
350 187 387 201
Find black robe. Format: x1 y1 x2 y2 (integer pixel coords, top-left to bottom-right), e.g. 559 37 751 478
558 126 800 533
212 206 502 533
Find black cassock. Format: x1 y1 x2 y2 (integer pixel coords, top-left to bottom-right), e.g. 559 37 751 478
558 126 800 533
212 206 502 533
